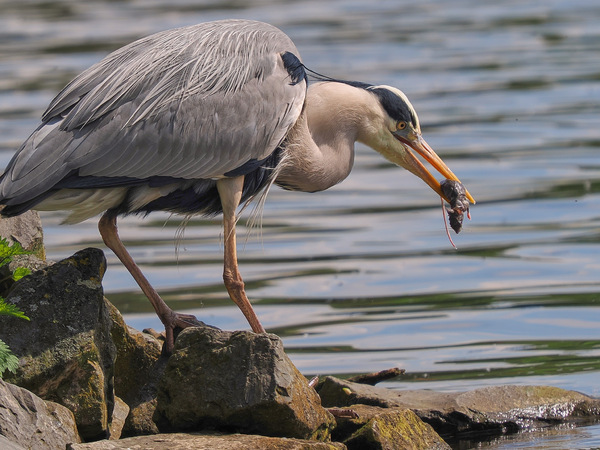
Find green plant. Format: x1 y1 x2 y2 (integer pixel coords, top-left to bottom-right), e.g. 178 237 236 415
0 237 31 281
0 237 31 377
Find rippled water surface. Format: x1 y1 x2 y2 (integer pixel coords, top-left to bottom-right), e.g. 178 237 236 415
2 1 600 447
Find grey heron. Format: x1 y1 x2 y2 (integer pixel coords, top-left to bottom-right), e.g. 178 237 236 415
0 19 474 353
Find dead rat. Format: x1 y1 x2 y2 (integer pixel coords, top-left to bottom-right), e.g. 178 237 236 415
440 179 471 247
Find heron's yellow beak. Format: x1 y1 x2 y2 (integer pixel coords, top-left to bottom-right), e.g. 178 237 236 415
395 132 475 204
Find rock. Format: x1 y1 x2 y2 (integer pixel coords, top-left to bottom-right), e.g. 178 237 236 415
0 253 49 300
155 327 335 440
124 398 161 436
318 377 450 410
108 303 163 402
0 378 80 449
317 377 600 439
67 432 347 449
0 209 45 259
444 385 600 436
0 435 25 450
0 248 116 441
0 210 47 295
332 405 449 450
108 397 130 440
107 300 165 436
6 253 49 274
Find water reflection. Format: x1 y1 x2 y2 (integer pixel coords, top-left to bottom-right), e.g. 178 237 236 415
2 0 600 447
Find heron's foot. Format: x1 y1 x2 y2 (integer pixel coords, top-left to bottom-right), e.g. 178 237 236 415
162 311 204 355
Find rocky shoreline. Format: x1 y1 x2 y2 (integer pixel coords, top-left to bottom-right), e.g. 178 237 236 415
1 214 599 449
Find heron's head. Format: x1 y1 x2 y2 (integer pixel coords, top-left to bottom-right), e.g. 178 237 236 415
360 85 475 204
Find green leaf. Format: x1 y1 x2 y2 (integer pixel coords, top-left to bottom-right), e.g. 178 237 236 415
0 237 29 268
12 267 31 282
0 239 31 378
0 338 19 377
0 297 29 321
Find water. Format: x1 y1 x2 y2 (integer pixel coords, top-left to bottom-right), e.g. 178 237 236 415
2 0 600 447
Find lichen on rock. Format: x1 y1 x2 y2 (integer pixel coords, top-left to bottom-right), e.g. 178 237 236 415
154 326 336 441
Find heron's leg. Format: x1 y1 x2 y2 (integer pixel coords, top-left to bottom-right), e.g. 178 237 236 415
217 177 266 334
98 213 200 353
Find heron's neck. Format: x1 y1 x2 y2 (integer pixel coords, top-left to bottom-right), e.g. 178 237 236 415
276 82 377 192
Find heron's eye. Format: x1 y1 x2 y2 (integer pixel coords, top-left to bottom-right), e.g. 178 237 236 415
397 121 407 130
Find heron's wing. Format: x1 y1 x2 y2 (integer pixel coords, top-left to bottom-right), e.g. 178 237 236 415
0 20 306 205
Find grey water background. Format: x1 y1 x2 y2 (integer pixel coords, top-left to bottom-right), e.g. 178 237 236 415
1 0 600 447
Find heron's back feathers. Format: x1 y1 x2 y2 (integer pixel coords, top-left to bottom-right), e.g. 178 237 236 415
0 19 306 222
43 20 299 129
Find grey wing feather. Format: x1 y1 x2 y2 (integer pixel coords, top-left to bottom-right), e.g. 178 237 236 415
1 19 306 205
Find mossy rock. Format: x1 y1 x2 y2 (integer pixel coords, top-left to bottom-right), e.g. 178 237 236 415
339 405 449 450
0 248 115 441
155 326 335 440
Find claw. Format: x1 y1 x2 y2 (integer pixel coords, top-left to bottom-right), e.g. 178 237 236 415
162 311 205 355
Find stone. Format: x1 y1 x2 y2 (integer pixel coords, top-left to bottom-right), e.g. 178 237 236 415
317 377 600 439
111 305 166 435
0 435 25 450
0 378 80 449
0 209 45 259
108 302 163 403
0 248 116 441
108 396 130 440
106 300 165 436
67 432 347 449
155 326 335 440
0 210 47 295
317 377 452 410
124 398 160 436
333 405 449 450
